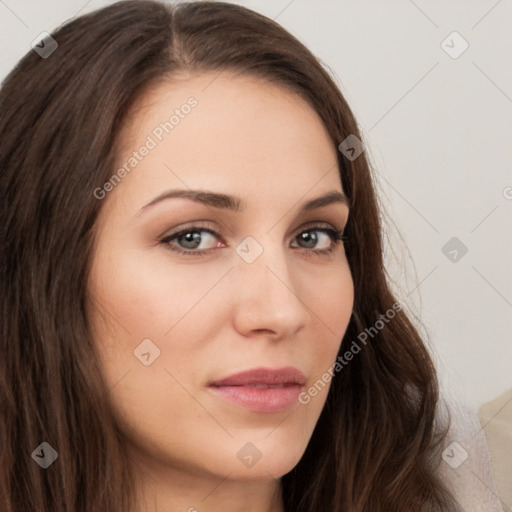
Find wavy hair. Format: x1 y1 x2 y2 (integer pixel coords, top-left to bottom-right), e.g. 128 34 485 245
0 1 461 511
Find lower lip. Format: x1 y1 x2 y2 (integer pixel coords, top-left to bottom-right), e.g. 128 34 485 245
208 384 302 413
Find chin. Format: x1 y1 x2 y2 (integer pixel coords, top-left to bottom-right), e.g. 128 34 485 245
210 435 307 480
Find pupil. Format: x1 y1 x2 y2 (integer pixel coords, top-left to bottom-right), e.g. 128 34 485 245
301 231 317 248
181 231 201 249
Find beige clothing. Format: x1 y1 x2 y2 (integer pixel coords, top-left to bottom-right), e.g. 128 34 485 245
438 397 505 511
478 389 512 512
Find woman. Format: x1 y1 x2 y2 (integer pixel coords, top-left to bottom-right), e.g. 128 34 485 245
0 1 500 511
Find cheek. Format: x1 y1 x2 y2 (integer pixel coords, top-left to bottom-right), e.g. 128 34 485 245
88 243 225 336
301 263 354 396
87 243 234 395
87 245 217 449
309 262 353 340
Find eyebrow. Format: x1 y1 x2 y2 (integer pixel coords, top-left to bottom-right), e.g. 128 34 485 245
137 189 349 216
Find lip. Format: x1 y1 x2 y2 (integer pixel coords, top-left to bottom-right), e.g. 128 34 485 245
208 366 306 413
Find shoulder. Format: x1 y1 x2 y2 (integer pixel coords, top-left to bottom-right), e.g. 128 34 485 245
436 396 506 512
478 388 512 511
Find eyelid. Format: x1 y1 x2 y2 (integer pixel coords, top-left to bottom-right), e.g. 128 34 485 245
158 220 218 240
297 220 344 233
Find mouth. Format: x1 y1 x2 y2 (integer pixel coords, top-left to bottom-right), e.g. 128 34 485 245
208 366 306 413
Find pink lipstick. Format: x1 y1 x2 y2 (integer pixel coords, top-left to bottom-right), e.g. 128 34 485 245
208 367 306 413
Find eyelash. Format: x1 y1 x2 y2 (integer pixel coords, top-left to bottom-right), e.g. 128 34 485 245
158 223 348 258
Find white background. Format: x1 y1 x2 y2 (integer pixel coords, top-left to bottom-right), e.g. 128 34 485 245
1 0 511 411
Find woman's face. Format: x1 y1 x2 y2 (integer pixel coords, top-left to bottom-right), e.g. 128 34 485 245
88 72 354 486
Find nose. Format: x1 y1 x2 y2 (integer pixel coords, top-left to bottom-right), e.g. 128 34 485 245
229 241 311 341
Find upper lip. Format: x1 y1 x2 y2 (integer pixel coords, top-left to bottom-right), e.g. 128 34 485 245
209 366 306 387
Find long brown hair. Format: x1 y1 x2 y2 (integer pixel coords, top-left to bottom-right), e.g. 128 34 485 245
0 1 461 511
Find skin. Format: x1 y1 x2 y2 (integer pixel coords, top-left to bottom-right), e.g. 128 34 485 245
87 71 354 512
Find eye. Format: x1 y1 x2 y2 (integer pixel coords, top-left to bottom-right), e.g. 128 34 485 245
159 222 347 257
160 226 220 256
291 223 347 258
292 227 335 250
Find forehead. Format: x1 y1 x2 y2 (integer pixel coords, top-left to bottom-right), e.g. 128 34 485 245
108 71 343 213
